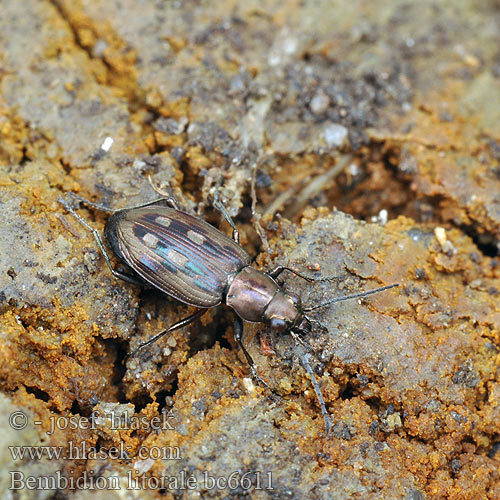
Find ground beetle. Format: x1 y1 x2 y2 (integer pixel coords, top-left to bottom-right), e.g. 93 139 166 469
59 185 398 433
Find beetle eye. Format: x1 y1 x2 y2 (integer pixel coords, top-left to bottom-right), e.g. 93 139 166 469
270 317 287 332
289 293 301 307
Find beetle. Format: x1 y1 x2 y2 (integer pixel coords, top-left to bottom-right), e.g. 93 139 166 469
58 187 398 433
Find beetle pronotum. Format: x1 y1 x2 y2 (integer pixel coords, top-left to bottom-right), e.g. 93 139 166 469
58 188 398 433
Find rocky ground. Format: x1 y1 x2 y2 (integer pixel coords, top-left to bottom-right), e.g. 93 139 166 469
1 0 499 499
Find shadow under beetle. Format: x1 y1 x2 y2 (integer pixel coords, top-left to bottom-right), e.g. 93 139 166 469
59 187 398 433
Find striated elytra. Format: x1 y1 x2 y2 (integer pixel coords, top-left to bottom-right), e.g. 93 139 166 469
59 189 398 433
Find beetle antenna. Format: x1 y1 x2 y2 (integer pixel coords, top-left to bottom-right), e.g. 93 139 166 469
290 331 332 434
303 283 399 312
290 328 314 352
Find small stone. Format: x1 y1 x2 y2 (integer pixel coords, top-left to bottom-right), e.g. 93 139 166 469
92 38 109 58
434 226 447 247
310 90 330 114
322 123 348 148
133 458 155 475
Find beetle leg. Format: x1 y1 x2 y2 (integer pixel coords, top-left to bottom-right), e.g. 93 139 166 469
290 331 332 434
302 314 328 333
269 265 343 282
66 193 115 213
233 317 270 389
250 160 270 253
58 197 145 286
147 175 180 210
129 309 206 357
66 192 179 213
213 197 240 244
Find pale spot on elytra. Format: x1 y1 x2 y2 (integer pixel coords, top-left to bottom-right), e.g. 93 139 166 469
187 230 205 245
168 249 189 267
156 216 171 227
143 233 159 248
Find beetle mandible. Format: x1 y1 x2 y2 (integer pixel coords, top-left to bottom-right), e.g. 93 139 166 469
58 186 398 433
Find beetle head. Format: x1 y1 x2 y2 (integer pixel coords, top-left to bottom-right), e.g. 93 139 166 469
264 291 303 332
